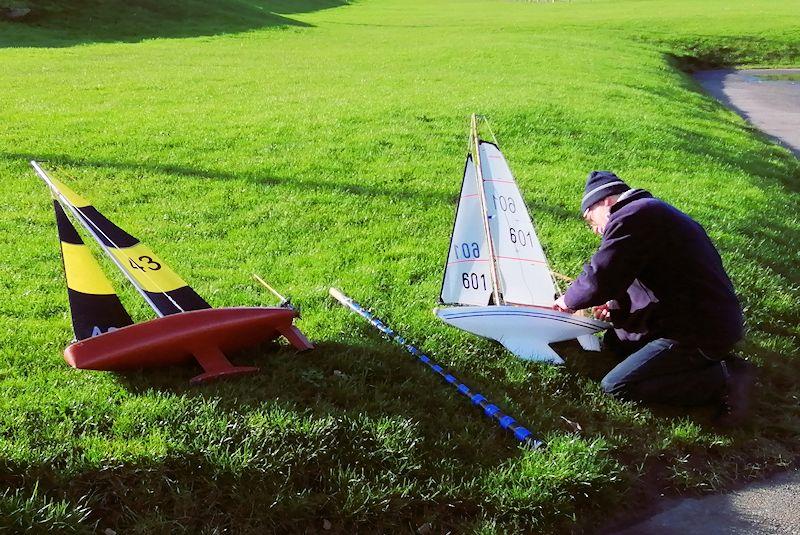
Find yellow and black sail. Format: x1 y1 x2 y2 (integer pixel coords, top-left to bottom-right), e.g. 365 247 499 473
35 162 211 317
54 200 134 340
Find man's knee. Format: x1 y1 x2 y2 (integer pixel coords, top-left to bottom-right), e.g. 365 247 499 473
601 374 629 398
600 374 626 396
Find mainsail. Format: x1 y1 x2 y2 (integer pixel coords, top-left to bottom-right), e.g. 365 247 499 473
440 154 493 306
478 141 557 307
53 200 134 339
33 162 211 317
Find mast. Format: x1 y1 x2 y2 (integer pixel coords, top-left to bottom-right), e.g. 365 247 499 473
470 114 503 306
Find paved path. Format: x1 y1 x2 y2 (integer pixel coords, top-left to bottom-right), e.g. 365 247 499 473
694 68 800 156
610 469 800 534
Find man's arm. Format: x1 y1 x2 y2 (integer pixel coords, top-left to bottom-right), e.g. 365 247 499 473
562 211 653 311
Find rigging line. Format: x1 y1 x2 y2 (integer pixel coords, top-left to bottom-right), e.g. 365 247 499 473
33 162 184 316
481 115 500 147
464 122 472 155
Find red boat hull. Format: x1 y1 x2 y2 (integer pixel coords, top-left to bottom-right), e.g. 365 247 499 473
64 307 313 384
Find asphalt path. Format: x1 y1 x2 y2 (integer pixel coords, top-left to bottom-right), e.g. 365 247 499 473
694 68 800 156
607 69 800 534
610 469 800 534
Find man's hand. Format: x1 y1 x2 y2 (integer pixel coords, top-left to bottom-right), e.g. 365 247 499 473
592 302 612 322
553 296 575 314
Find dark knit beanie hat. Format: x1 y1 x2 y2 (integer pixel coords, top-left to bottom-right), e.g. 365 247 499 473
581 171 630 214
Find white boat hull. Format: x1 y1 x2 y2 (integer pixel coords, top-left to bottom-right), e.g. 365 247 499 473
435 305 609 365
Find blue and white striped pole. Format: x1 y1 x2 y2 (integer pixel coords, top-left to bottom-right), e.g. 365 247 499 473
329 288 544 449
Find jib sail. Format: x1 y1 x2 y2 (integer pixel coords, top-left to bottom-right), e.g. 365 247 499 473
439 153 494 306
34 161 211 317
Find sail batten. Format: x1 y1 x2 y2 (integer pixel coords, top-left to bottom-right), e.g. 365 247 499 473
33 162 211 317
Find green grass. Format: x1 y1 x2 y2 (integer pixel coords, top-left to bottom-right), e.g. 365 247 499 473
0 0 799 532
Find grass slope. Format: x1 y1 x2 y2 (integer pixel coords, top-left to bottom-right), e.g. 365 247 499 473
0 0 799 532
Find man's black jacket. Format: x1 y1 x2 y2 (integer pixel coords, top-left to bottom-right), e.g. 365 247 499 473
564 189 743 351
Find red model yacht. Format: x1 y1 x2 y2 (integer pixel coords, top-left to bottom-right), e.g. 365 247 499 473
33 160 313 384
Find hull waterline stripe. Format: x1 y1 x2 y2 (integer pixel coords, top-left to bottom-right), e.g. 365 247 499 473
329 288 545 449
439 310 605 329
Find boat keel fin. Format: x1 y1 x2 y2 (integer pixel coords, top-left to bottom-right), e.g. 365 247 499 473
577 334 602 352
281 325 315 351
190 346 259 385
499 336 565 365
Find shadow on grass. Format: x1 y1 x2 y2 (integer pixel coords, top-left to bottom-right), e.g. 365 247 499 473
0 0 348 48
618 58 800 291
0 452 480 533
115 339 531 464
0 338 538 532
3 339 796 532
1 150 455 204
668 64 800 291
648 38 800 72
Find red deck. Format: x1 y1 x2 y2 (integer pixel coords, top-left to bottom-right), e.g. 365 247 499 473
64 307 314 384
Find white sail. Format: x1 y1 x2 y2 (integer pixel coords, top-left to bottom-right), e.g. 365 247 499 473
478 141 557 307
440 154 493 306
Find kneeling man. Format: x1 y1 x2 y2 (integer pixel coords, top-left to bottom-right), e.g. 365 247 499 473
554 171 754 423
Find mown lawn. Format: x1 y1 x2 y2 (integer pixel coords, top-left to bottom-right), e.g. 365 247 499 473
0 0 798 532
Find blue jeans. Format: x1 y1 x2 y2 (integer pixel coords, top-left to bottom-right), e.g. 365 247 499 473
601 338 727 406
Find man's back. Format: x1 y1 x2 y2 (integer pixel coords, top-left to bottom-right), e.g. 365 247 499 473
566 189 744 350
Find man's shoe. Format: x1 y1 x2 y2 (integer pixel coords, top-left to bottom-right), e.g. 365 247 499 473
714 357 756 428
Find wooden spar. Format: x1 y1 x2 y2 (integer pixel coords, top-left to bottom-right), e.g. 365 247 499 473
550 271 573 283
550 270 573 298
253 273 288 304
470 114 503 306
